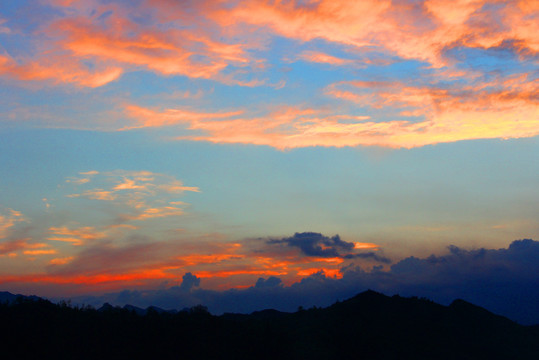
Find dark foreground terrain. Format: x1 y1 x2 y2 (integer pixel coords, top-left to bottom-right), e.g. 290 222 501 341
1 290 538 359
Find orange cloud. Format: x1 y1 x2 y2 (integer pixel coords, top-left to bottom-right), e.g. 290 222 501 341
49 256 75 265
122 206 186 221
67 189 117 201
0 231 382 291
48 226 106 246
297 51 354 66
0 268 177 286
0 1 265 88
297 268 342 278
23 249 58 256
325 76 539 148
214 0 538 67
52 18 226 78
113 178 146 191
0 53 123 87
124 72 539 149
3 0 536 91
214 0 389 46
44 4 259 86
354 242 379 250
0 209 26 239
0 239 53 256
123 105 244 130
0 239 32 255
195 268 288 279
176 254 245 267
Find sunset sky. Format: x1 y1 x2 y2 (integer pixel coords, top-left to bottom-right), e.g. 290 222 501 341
0 0 538 320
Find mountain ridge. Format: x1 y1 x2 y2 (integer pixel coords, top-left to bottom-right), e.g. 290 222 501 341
1 289 538 359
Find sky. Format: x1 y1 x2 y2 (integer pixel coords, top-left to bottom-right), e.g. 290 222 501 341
0 0 538 322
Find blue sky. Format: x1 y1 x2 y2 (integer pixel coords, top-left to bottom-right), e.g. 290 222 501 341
0 1 538 322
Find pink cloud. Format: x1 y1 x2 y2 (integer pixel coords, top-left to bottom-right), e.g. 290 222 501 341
297 51 354 66
211 0 538 67
0 53 123 88
122 71 539 149
2 0 536 89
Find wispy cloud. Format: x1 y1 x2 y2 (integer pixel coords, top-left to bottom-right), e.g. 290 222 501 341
0 238 54 257
48 226 106 246
0 18 11 34
0 209 26 239
123 81 538 148
122 105 244 130
296 51 354 66
0 53 123 88
65 170 199 223
0 170 202 285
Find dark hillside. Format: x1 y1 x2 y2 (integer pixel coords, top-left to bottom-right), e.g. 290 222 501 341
1 291 537 359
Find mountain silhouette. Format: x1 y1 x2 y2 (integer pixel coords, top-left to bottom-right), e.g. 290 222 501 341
1 290 537 359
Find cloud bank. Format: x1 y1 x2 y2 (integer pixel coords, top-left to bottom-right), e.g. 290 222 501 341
72 238 539 325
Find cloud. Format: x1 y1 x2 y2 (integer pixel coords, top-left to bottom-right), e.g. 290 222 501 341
215 0 538 67
256 232 390 264
268 232 354 257
1 1 535 149
4 226 538 326
0 18 11 34
67 189 116 201
255 276 282 289
49 256 75 265
322 75 539 148
10 235 242 291
122 105 244 130
0 209 26 239
179 272 201 292
122 76 539 149
0 1 263 88
2 231 383 295
47 226 106 246
297 51 354 66
0 170 202 287
7 0 534 91
343 252 391 264
69 239 539 325
65 170 199 223
0 239 32 255
50 16 233 80
0 238 53 257
0 53 123 88
23 249 57 255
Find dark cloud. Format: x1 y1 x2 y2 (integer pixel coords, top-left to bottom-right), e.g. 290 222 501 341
268 232 353 257
255 276 282 289
343 252 391 264
179 272 200 291
266 232 387 262
69 239 539 325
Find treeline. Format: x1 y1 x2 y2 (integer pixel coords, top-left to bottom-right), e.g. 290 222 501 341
1 291 538 359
